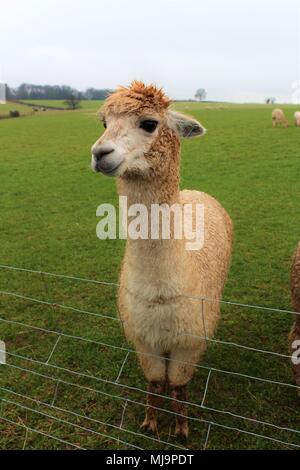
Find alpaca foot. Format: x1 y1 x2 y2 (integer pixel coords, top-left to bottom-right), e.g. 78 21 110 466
140 417 158 436
175 422 189 442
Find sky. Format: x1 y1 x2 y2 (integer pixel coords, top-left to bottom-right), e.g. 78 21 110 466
1 0 300 102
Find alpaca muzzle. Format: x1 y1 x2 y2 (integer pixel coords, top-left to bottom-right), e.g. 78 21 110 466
91 142 124 175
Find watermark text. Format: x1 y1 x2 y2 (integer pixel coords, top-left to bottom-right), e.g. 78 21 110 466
96 196 205 251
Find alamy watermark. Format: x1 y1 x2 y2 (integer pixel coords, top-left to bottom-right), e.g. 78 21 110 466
291 340 300 365
0 82 6 104
291 80 300 104
0 340 6 365
96 196 205 251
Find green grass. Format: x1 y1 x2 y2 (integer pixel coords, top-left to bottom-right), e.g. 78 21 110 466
22 99 68 108
0 102 300 450
0 101 35 118
22 99 104 110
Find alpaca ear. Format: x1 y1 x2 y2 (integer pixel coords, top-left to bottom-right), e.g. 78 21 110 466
168 111 206 139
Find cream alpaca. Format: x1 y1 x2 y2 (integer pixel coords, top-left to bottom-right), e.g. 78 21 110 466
294 112 300 127
272 108 288 128
91 82 233 439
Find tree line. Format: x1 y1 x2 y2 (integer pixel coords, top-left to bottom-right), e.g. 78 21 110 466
4 83 211 103
5 83 114 101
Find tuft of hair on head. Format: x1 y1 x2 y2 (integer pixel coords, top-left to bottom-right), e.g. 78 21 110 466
102 81 172 115
127 80 172 109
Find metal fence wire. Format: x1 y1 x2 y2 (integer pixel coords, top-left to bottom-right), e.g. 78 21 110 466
0 263 299 450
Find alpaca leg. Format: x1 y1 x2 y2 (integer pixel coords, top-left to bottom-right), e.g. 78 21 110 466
168 348 200 441
136 342 166 434
141 380 166 435
170 384 189 441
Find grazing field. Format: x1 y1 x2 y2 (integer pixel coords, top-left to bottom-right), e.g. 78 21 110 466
0 101 35 118
22 99 104 110
22 99 68 108
0 101 300 450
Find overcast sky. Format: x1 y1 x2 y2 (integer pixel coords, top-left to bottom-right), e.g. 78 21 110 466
1 0 300 102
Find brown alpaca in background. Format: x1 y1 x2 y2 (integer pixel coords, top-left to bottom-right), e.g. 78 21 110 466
91 82 233 439
289 242 300 394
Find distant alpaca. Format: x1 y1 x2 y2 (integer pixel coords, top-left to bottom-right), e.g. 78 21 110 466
91 82 233 439
272 108 288 128
289 242 300 394
294 112 300 127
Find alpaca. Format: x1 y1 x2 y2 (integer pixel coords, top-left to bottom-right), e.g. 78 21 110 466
91 82 233 439
289 242 300 394
272 108 288 128
294 112 300 127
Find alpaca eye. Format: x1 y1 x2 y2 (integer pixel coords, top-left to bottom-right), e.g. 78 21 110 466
103 120 107 129
139 120 158 133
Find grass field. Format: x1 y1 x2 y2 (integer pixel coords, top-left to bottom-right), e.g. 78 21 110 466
22 99 104 110
0 101 35 118
0 101 300 450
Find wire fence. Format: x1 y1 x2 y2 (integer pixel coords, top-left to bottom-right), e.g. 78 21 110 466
0 263 299 450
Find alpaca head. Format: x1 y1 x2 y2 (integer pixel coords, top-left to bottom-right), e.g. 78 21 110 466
91 81 206 177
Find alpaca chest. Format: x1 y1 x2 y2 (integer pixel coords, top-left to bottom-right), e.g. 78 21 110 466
121 289 204 353
134 300 184 352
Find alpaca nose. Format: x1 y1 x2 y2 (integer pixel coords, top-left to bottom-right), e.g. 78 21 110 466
91 141 123 175
93 144 115 162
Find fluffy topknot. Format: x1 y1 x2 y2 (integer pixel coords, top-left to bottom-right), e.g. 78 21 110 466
102 81 172 116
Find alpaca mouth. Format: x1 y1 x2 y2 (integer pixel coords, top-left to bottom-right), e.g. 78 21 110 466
92 152 123 176
96 161 122 176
